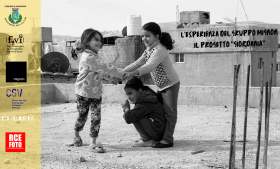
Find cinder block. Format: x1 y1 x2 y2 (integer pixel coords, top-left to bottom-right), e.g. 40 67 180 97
46 78 55 83
70 78 77 83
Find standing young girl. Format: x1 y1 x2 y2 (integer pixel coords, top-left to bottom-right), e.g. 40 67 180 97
121 77 166 147
67 28 124 150
123 22 180 148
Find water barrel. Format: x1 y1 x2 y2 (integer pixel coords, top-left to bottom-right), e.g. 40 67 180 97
127 15 142 36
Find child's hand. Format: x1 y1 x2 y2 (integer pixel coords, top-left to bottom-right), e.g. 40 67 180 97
123 70 139 80
112 77 120 85
121 100 130 109
122 73 128 80
123 72 133 80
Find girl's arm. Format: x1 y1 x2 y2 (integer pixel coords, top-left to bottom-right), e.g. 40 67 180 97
122 53 146 72
136 49 166 76
123 103 155 124
86 55 124 80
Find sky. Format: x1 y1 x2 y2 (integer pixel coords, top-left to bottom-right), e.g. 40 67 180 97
41 0 280 37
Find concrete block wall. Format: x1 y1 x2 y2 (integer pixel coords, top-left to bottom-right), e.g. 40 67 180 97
99 45 119 64
99 37 140 69
251 51 277 87
54 83 76 102
41 84 56 103
1 84 280 109
41 76 77 84
115 37 140 67
101 85 280 109
47 84 280 109
170 52 251 87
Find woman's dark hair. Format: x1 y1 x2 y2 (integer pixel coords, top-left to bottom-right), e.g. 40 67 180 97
80 28 104 52
142 22 174 50
124 77 163 104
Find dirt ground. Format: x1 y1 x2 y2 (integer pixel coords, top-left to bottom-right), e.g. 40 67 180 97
40 102 280 169
1 103 280 169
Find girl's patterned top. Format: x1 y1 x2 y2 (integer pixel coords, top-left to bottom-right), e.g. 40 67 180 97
123 43 180 91
75 49 124 99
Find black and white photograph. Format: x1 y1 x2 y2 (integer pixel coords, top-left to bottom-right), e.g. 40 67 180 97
1 0 280 168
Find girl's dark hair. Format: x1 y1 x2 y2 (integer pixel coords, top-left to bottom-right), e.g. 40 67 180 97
142 22 174 50
80 28 104 52
124 77 163 104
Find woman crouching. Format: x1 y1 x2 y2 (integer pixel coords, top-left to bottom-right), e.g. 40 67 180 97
121 77 166 147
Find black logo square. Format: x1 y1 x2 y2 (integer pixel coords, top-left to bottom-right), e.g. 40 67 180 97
6 62 27 82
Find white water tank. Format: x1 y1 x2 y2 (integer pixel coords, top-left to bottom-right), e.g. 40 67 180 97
127 15 142 36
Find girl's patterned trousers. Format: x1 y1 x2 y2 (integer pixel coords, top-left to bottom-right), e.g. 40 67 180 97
74 95 102 137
